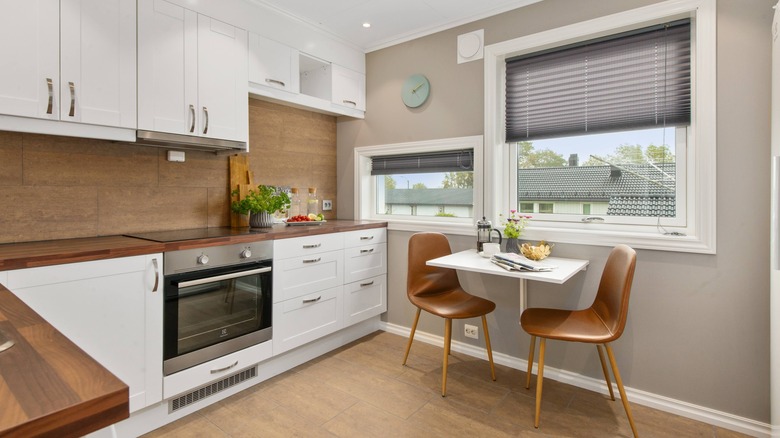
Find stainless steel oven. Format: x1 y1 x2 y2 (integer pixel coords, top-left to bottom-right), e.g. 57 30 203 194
161 241 273 376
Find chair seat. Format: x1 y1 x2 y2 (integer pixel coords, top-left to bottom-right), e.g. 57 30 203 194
520 307 616 343
410 287 496 319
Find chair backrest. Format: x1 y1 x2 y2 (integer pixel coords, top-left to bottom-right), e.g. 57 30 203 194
407 232 461 298
590 244 637 342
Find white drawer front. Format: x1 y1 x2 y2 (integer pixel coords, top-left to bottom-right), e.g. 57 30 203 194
163 340 273 399
273 286 343 355
273 250 343 303
343 228 387 248
344 243 387 284
274 233 344 259
344 274 386 325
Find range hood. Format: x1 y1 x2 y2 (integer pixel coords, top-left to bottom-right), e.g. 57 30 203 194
136 130 247 154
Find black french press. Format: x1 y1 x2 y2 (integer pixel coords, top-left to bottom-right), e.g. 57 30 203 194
476 216 502 252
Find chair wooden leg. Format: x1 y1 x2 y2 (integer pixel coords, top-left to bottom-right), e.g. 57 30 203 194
605 343 638 438
526 335 536 389
481 315 496 381
442 318 452 397
597 344 615 400
402 308 421 365
534 338 546 428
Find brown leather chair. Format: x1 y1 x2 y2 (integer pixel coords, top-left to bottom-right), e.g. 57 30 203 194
521 244 638 437
402 232 496 396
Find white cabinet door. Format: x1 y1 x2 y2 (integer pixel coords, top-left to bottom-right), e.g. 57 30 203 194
60 0 136 128
197 15 247 142
344 274 386 325
272 286 343 355
332 64 365 111
138 0 198 135
4 254 163 413
248 33 299 94
0 0 60 120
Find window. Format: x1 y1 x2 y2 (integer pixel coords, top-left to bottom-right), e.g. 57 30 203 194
355 136 484 234
484 0 716 253
520 202 534 213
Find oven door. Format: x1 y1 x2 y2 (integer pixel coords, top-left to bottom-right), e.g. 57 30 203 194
163 260 272 376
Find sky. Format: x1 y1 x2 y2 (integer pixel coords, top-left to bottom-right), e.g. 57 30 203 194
388 127 676 189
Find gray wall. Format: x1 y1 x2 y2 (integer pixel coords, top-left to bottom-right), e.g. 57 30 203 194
337 0 773 423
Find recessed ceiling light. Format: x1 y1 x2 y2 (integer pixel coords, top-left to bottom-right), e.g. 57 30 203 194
362 22 371 28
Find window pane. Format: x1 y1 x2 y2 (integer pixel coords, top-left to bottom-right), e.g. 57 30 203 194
376 172 473 218
516 127 676 220
519 202 534 213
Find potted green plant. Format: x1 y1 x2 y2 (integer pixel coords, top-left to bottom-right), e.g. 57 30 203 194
231 185 291 228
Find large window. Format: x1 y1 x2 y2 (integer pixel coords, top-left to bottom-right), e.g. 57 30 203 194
355 136 483 234
484 0 716 253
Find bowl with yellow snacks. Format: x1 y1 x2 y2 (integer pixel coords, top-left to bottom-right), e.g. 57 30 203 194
520 240 553 261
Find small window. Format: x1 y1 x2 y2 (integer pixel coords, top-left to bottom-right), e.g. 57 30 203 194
583 204 591 215
539 203 554 214
519 202 534 213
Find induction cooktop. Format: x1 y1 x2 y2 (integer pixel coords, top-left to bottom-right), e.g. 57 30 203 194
125 227 266 243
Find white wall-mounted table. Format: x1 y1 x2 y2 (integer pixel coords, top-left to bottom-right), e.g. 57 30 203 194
426 249 589 312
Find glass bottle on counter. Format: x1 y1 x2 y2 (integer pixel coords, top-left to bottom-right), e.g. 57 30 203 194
289 188 301 217
307 187 319 216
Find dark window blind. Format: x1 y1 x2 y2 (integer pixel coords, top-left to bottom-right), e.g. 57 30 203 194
505 20 690 142
371 150 473 175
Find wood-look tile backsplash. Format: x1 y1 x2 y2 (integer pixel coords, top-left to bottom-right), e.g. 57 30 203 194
0 99 337 244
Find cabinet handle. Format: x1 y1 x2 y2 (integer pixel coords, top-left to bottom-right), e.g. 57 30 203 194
189 104 195 133
302 296 322 304
303 257 321 264
265 78 286 87
152 258 160 292
203 106 209 134
359 281 375 287
68 82 75 117
303 243 321 249
359 236 374 241
342 99 357 106
210 360 238 374
360 248 374 254
46 78 53 114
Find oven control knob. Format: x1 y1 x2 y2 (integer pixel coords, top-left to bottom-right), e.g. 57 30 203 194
197 254 209 265
240 248 252 259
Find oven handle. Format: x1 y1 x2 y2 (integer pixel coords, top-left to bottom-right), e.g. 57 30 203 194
178 266 272 288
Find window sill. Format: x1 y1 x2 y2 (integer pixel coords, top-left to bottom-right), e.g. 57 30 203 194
521 225 715 254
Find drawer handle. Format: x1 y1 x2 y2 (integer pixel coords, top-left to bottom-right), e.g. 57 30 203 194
302 296 322 304
303 243 321 249
360 248 374 254
265 78 286 87
210 360 238 374
342 99 357 106
303 257 321 264
360 281 375 287
359 236 374 241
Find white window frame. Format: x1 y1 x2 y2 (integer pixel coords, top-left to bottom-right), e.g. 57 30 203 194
354 135 484 236
484 0 716 254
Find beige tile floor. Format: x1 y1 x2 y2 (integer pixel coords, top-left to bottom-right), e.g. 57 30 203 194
144 331 749 438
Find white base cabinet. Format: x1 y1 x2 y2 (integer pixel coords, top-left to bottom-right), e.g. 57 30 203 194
272 228 387 355
1 254 163 413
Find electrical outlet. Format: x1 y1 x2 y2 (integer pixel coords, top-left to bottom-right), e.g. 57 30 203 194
322 199 333 211
464 324 478 339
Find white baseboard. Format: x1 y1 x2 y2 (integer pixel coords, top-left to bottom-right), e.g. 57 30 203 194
381 322 771 438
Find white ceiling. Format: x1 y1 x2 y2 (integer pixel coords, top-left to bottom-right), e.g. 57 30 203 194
250 0 542 52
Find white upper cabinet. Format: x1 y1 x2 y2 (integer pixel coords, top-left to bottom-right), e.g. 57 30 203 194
138 0 248 143
0 0 135 129
60 0 136 128
0 0 59 120
332 64 365 111
249 33 299 95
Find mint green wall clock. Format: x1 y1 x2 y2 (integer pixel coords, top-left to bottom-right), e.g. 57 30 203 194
401 74 430 108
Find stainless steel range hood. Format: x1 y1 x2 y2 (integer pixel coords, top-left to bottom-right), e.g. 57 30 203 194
136 130 247 154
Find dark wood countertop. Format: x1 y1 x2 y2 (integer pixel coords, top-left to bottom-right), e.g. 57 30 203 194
0 285 128 438
0 220 387 270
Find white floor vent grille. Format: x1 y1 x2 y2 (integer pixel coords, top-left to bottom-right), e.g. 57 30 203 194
169 366 257 413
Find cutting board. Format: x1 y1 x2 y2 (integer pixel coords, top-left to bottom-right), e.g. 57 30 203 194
229 155 254 228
